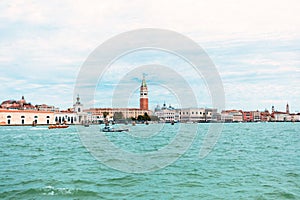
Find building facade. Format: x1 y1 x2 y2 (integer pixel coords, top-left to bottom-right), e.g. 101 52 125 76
0 109 54 125
154 103 178 122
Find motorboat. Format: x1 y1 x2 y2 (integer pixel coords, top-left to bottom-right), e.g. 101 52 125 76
48 125 69 129
101 126 129 132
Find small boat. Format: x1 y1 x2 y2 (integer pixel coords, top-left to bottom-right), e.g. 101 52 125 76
48 125 69 129
101 126 129 132
32 121 37 127
83 123 90 127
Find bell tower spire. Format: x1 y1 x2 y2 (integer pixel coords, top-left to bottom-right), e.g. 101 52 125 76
286 102 289 114
140 74 148 110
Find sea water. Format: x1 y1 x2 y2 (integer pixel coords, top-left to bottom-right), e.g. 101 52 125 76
0 123 299 199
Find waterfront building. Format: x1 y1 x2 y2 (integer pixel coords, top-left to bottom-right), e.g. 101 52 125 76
271 111 291 122
52 95 90 125
177 108 218 122
251 111 261 122
154 102 178 122
270 104 294 122
290 113 300 122
178 108 205 122
221 110 243 122
260 110 271 122
242 111 253 122
0 109 54 125
54 110 78 124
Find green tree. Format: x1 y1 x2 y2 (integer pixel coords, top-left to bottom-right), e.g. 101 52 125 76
102 112 109 119
143 112 151 121
113 112 124 121
137 115 144 121
150 115 159 121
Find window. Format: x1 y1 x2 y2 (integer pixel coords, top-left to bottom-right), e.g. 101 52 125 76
46 116 50 118
78 108 81 112
21 116 25 118
7 115 11 118
192 112 194 114
34 116 38 118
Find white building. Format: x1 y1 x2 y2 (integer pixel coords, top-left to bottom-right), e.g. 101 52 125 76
177 108 218 122
154 103 179 122
221 110 243 122
0 109 54 125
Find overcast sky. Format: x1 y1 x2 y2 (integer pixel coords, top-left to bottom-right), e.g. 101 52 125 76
0 0 299 112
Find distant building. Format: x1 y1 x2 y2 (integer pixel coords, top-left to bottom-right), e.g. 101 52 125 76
270 104 293 122
154 102 178 122
36 104 59 112
221 110 243 122
286 103 290 114
252 111 261 122
177 108 218 122
271 111 290 122
260 110 271 122
0 96 35 110
242 111 253 122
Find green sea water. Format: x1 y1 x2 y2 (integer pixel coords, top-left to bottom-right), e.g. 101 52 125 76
0 123 299 199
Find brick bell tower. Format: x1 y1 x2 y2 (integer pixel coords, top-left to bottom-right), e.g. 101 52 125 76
140 75 148 110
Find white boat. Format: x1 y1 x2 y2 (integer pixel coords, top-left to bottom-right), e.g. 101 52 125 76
101 126 129 132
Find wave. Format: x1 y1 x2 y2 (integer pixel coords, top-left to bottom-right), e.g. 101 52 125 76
0 186 100 199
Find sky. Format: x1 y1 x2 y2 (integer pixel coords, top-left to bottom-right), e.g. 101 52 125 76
0 0 299 112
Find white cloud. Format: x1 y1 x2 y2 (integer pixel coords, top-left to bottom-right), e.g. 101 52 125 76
0 0 299 110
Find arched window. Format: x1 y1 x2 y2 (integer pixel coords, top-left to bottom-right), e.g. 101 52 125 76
21 116 25 125
7 115 11 118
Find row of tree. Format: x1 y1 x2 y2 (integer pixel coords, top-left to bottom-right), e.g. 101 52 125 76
111 112 158 122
